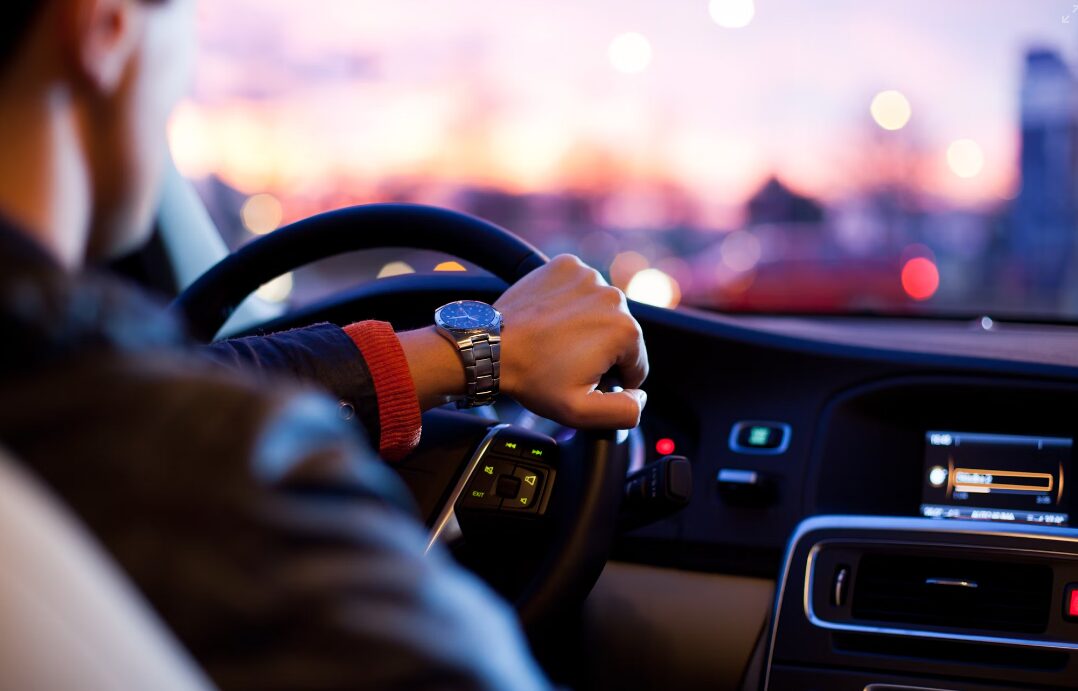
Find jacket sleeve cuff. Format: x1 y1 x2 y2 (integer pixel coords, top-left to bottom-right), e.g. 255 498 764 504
343 321 422 461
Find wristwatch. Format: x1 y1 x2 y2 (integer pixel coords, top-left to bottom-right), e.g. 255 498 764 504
434 300 503 408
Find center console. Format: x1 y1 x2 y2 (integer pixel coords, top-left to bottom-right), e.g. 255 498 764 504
759 376 1078 689
763 516 1078 690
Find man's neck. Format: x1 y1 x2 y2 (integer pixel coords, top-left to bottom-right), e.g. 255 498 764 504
0 79 91 271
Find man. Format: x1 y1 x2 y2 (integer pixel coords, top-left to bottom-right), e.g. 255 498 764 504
0 0 648 689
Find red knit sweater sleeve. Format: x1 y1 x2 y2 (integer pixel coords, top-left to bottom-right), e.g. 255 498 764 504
342 321 422 462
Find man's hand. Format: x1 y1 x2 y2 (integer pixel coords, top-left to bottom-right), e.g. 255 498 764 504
398 255 648 429
493 255 648 429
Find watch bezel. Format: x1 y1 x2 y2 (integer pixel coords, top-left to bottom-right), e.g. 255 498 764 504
434 300 503 333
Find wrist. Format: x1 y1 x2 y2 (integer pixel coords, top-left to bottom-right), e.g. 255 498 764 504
495 326 520 398
398 326 467 409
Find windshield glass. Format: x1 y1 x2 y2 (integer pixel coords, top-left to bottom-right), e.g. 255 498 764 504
173 0 1077 318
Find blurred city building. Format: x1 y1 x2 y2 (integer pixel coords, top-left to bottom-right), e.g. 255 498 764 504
1012 49 1078 311
177 2 1078 319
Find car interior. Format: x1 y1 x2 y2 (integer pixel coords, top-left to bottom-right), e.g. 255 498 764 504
5 1 1078 690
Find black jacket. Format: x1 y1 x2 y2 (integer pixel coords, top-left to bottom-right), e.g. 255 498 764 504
0 225 550 690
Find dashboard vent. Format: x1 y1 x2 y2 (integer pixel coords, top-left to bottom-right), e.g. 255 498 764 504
851 554 1052 634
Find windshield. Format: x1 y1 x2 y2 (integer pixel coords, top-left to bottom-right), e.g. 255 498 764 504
173 0 1078 318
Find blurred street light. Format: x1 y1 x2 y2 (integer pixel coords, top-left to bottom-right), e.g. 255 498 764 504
870 90 912 131
946 138 984 178
627 268 681 307
720 230 762 272
608 32 653 74
709 0 755 29
255 272 294 302
377 261 416 278
241 193 283 235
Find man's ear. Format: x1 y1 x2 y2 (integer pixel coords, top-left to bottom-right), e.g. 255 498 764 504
64 0 145 93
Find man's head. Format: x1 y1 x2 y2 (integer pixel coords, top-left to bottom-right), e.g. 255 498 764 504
0 0 195 266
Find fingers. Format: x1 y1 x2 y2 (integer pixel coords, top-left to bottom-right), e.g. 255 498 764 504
615 318 649 389
495 253 650 429
566 388 647 430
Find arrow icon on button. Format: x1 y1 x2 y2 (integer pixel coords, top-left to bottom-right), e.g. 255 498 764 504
524 474 537 486
520 497 529 505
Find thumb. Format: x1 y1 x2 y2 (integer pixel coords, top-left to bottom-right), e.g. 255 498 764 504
571 388 647 429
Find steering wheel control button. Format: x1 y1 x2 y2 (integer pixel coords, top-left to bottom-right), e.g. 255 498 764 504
494 439 524 456
496 474 522 499
502 440 554 461
728 421 791 455
502 466 544 511
460 458 515 510
461 482 499 509
492 429 557 461
461 479 499 509
1065 584 1078 622
520 444 552 462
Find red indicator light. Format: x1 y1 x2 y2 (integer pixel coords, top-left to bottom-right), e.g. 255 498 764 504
656 438 676 456
1069 588 1078 618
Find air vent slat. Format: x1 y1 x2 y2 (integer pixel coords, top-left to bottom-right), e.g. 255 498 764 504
850 554 1052 634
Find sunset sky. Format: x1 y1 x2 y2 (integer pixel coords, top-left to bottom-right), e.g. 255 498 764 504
168 0 1077 224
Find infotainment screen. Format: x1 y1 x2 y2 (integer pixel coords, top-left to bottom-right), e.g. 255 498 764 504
919 431 1071 526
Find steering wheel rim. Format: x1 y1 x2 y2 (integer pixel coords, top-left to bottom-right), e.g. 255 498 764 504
170 203 628 639
172 203 548 341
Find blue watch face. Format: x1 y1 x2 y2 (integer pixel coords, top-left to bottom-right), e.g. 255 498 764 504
438 301 499 330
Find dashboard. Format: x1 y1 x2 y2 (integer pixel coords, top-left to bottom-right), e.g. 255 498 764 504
252 273 1078 690
617 306 1078 577
613 305 1078 690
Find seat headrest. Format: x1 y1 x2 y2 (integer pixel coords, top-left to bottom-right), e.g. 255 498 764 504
0 446 212 691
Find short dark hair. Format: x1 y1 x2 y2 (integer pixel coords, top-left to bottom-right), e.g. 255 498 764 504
0 1 167 72
0 2 47 68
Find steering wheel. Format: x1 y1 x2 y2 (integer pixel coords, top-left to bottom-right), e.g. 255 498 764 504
171 203 629 639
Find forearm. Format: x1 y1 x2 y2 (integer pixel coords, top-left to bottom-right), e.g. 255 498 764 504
204 322 418 461
396 326 467 410
200 324 381 433
201 323 372 397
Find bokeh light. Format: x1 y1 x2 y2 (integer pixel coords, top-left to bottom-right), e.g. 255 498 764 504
720 230 762 272
167 101 212 178
377 261 416 278
241 193 283 235
946 138 985 178
870 90 912 131
610 251 650 289
434 261 468 271
608 32 653 74
626 268 681 307
901 257 940 300
178 1 1062 318
255 272 294 303
709 0 756 29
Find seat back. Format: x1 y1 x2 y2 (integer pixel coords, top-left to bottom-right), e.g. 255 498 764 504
0 446 213 690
